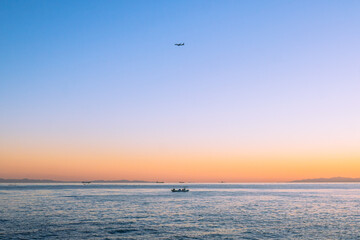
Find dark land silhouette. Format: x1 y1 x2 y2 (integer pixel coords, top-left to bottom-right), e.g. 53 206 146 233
0 178 152 183
292 177 360 183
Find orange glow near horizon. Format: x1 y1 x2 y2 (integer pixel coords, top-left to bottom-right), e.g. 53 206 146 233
1 141 360 182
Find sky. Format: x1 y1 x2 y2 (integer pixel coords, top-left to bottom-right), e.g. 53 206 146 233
1 0 360 182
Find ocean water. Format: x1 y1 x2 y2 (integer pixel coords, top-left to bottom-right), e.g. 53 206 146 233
1 183 360 239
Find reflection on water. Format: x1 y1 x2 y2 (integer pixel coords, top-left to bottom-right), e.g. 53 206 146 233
1 183 360 239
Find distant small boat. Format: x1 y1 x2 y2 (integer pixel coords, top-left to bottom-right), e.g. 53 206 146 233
171 187 189 192
82 181 91 185
156 181 164 183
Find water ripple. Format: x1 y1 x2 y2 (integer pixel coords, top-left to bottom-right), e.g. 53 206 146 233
1 183 360 239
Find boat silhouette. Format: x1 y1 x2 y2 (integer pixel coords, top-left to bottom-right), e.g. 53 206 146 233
171 187 189 192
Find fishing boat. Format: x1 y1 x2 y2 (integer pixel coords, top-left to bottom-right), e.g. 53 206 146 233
171 187 189 192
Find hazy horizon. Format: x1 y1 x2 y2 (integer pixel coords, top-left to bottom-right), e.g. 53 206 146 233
1 0 360 182
3 176 360 183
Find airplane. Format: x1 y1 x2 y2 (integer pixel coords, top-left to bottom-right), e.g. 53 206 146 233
175 43 184 46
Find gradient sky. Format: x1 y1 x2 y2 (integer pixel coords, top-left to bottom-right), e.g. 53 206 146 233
1 0 360 182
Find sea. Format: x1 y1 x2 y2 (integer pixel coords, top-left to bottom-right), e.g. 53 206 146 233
1 183 360 239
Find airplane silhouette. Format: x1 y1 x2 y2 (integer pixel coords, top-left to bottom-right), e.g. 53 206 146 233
175 43 184 46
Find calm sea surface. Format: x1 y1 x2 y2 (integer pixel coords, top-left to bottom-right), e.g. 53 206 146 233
1 183 360 239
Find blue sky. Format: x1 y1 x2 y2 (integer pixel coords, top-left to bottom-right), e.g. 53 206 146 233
1 0 360 180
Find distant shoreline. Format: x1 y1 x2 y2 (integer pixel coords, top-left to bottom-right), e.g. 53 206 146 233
0 178 153 183
291 177 360 183
2 177 360 183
